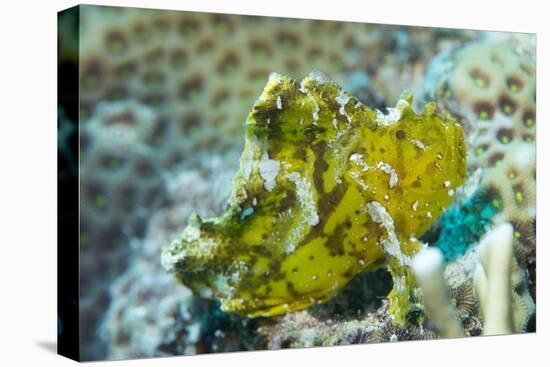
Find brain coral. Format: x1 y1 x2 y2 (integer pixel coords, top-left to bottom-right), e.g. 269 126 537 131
424 41 535 170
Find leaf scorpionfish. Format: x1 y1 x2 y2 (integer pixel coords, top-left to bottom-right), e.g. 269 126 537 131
162 71 466 319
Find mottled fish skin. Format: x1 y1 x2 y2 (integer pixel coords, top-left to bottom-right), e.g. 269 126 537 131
162 71 466 317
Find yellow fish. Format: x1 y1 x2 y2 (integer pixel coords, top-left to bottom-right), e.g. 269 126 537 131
162 71 466 318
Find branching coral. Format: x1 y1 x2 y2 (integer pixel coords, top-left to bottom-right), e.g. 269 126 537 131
474 223 535 335
412 248 464 338
412 223 534 338
162 71 466 321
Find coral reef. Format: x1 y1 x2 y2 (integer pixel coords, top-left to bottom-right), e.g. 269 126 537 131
476 222 534 333
64 7 536 360
162 71 466 320
481 142 535 224
418 142 536 335
262 297 437 348
71 14 488 357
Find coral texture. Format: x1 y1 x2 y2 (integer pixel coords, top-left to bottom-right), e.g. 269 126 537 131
424 41 535 170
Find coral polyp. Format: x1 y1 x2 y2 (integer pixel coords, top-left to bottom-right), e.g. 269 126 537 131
162 71 466 318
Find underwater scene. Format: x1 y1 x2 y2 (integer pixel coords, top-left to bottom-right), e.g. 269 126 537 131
58 5 536 361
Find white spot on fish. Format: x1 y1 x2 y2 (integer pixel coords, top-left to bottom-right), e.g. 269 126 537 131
410 139 426 151
335 93 352 122
349 171 369 191
350 153 371 172
377 161 398 188
287 172 319 226
259 152 280 192
366 201 411 266
375 98 409 125
350 153 364 164
312 103 320 121
299 80 307 94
